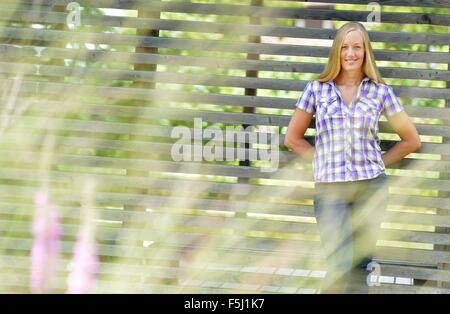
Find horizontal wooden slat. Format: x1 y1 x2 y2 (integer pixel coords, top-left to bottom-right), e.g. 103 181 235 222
0 145 448 191
0 145 448 186
1 62 450 100
1 214 448 247
0 257 313 288
0 235 324 259
2 60 450 94
5 0 450 9
4 95 450 130
0 163 449 211
0 188 448 227
0 263 312 293
2 104 449 153
2 253 448 287
5 0 446 26
3 257 450 294
0 182 317 216
98 1 450 26
0 257 324 292
1 243 449 290
1 26 449 64
5 109 450 140
1 222 449 267
0 209 317 235
2 44 449 81
0 219 318 247
0 127 447 171
0 125 448 172
0 239 446 294
0 273 297 294
2 206 449 245
281 0 450 8
1 9 449 45
0 127 449 174
0 131 291 164
384 211 450 228
371 284 450 294
0 236 328 272
0 149 316 182
3 0 450 10
375 247 450 266
1 81 449 119
379 264 450 282
2 121 450 159
0 179 448 224
380 229 450 245
1 233 447 266
0 271 322 294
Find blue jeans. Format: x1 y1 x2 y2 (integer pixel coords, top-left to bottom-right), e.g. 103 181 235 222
313 172 389 294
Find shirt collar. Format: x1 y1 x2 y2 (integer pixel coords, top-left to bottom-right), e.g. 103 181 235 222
326 75 371 86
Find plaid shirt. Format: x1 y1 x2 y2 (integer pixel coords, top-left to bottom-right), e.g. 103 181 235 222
294 76 404 183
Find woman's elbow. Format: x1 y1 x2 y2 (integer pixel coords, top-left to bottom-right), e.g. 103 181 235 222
411 137 422 152
284 134 299 149
284 136 292 149
415 139 422 151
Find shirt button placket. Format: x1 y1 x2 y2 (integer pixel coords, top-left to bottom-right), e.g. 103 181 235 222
343 106 352 181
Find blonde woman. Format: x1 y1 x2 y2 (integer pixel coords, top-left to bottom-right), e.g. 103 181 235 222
285 22 421 294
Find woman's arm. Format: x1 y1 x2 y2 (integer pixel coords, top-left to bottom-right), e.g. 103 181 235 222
284 108 315 162
381 110 421 167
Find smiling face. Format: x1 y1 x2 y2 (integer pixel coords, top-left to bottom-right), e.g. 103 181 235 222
340 30 365 73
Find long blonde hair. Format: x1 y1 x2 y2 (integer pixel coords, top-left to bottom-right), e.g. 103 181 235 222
317 22 385 84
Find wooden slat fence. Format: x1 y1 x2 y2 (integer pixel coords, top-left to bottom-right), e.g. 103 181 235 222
0 0 448 293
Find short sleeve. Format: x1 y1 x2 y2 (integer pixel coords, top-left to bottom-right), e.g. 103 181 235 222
382 85 404 118
294 80 316 114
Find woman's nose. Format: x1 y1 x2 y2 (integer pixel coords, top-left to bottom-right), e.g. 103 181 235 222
345 49 356 57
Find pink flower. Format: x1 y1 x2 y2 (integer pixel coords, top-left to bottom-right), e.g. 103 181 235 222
30 190 60 294
66 223 99 294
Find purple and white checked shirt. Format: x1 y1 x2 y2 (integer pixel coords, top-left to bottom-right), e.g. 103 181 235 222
294 76 404 183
